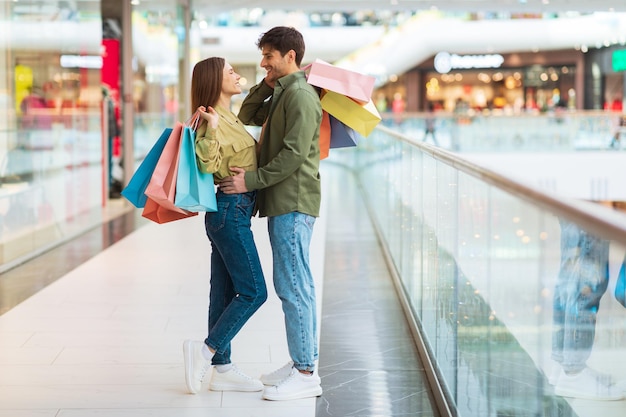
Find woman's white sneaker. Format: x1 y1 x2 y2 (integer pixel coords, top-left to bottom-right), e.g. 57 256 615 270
183 340 212 394
262 367 322 401
209 364 263 392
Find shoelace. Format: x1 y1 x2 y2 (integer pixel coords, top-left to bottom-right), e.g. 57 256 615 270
275 369 298 387
231 365 254 380
198 361 210 380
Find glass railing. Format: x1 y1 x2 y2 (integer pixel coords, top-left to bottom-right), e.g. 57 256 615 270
387 111 625 152
329 123 626 417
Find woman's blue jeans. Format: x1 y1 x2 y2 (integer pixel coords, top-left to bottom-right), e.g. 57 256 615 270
552 220 609 373
204 190 267 365
268 212 318 372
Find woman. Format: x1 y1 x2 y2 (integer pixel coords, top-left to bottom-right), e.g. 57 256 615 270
183 57 267 395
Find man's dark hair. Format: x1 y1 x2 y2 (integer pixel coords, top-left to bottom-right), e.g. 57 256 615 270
256 26 305 67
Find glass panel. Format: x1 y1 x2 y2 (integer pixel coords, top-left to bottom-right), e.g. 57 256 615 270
333 124 626 416
131 4 183 163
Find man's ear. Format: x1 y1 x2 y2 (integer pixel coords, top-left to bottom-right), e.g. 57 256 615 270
287 49 296 63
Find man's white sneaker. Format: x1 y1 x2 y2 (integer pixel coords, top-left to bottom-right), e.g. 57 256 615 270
260 361 295 386
262 367 322 401
183 340 211 394
554 368 623 401
548 362 561 385
209 365 263 392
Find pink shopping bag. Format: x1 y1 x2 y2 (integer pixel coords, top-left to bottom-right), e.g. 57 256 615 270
144 122 190 215
304 59 375 104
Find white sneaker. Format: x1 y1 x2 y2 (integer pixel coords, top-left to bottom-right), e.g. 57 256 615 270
554 368 623 401
262 367 322 401
209 365 263 392
615 378 626 394
548 362 561 385
260 361 295 386
183 340 212 394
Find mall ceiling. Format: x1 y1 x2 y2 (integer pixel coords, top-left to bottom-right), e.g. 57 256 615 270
190 0 625 13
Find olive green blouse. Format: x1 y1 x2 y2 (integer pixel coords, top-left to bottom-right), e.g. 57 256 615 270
194 105 257 182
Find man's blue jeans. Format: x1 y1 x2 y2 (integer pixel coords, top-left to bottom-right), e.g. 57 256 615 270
552 220 609 373
268 212 318 372
204 190 267 365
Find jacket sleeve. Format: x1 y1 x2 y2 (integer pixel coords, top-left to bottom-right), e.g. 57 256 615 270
244 87 321 191
238 81 274 126
195 122 222 174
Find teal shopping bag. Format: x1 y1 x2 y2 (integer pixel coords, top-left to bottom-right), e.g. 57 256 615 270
121 128 171 208
174 123 217 212
616 257 626 308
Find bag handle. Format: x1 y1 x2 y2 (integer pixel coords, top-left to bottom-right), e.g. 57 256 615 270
185 110 201 131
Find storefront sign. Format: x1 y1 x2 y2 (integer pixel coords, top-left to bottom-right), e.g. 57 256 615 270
434 51 504 74
613 49 626 72
60 55 103 69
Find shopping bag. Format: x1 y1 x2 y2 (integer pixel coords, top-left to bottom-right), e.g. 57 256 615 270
303 59 375 104
319 111 331 160
320 89 381 137
142 196 197 224
175 115 218 212
329 114 361 148
121 128 171 208
144 122 189 214
616 257 626 308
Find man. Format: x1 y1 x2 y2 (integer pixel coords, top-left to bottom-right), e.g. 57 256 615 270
220 26 323 401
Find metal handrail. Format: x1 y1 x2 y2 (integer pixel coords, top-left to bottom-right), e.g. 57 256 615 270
376 123 626 245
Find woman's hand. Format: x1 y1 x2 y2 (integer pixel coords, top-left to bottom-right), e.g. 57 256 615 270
197 106 218 129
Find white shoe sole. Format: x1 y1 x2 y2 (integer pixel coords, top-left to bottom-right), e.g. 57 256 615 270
555 386 623 401
210 382 263 392
262 385 323 401
183 340 199 394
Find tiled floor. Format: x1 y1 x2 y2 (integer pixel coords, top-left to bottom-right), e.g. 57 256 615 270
0 164 439 417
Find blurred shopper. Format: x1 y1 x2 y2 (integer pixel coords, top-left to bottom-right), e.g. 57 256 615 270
220 26 324 401
423 103 439 146
550 219 623 400
391 92 405 125
183 57 267 395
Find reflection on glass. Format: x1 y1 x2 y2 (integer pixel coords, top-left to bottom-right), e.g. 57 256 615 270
1 1 103 266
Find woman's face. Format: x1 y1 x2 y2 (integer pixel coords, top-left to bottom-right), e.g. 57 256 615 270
221 62 241 96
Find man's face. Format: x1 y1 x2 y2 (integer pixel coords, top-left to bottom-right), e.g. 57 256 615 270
260 46 292 83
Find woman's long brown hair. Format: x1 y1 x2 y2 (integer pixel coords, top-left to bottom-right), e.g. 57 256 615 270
191 57 224 114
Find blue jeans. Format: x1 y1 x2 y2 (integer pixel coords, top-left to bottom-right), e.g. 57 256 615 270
204 190 267 365
551 220 609 373
268 212 318 372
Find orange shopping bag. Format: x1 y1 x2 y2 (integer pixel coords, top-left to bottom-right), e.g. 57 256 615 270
319 111 331 160
141 197 197 224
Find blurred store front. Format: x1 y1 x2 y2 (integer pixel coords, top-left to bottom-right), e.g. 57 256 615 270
382 49 584 114
0 1 187 271
380 46 625 116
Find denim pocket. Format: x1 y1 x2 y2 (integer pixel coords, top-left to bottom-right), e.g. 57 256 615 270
236 192 255 212
302 213 316 229
205 201 229 233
